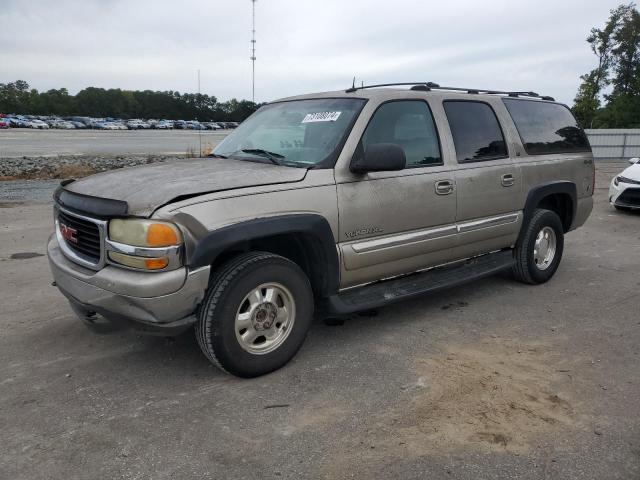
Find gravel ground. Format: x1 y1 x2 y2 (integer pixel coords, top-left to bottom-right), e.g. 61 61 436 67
0 154 186 180
0 163 639 479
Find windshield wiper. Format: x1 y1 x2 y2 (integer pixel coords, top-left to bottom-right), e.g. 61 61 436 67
207 153 228 159
240 148 285 165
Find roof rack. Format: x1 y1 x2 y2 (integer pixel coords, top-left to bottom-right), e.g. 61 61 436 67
344 82 554 101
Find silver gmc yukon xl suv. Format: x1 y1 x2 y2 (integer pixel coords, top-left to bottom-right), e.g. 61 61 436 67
48 82 594 377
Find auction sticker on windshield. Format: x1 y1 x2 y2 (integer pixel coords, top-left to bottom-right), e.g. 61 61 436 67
302 111 342 123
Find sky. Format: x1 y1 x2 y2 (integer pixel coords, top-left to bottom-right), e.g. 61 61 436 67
0 0 625 105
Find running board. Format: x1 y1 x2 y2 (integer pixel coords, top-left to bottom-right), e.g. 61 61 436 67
325 250 514 315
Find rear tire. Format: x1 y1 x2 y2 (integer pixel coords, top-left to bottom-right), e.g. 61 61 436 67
512 209 564 285
196 252 314 377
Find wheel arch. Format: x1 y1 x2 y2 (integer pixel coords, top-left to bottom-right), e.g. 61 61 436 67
188 214 339 298
521 182 577 237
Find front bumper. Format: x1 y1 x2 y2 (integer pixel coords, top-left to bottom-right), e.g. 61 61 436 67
609 181 640 209
48 235 210 335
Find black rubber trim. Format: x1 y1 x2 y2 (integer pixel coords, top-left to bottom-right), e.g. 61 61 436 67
189 214 340 295
324 250 514 315
521 181 576 236
54 184 128 218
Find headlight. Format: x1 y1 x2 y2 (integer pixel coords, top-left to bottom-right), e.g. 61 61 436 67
109 219 182 247
107 251 169 270
616 176 640 185
107 219 183 271
614 176 619 186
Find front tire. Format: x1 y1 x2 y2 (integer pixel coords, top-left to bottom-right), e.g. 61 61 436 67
196 252 314 377
512 209 564 285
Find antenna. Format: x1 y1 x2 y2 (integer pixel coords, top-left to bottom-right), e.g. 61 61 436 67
250 0 257 103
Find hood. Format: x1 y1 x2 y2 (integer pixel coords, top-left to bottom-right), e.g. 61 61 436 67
64 157 307 216
620 162 640 181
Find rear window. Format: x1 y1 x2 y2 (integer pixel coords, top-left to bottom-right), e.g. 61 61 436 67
503 99 590 155
443 101 508 163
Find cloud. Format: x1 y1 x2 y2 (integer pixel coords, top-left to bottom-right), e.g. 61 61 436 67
0 0 624 104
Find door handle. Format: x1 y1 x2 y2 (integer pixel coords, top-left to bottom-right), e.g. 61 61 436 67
501 174 515 187
435 180 454 195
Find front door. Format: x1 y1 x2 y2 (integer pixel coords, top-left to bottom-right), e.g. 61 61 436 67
336 99 458 288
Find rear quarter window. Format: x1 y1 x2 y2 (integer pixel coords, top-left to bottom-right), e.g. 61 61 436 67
502 99 591 155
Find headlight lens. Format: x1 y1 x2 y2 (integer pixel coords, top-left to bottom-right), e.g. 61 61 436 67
109 219 182 247
614 176 619 186
616 176 640 185
107 251 169 270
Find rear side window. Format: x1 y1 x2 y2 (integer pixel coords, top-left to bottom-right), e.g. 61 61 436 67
361 100 442 167
503 99 590 155
443 101 508 163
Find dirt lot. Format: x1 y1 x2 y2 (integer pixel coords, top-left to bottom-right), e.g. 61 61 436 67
1 163 639 479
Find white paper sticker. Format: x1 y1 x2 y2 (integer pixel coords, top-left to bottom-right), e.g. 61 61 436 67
302 111 342 123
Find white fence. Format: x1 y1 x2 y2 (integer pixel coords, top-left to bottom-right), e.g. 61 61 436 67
585 129 640 161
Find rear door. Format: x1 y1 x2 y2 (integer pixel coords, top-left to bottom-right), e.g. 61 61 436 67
501 98 594 215
336 99 458 288
442 99 523 260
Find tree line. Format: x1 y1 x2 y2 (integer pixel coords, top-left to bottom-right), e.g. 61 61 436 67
573 3 640 128
0 80 261 121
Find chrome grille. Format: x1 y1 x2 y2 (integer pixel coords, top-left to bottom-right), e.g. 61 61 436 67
55 207 106 269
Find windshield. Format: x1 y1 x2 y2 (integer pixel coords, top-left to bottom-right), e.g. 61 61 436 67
213 98 366 167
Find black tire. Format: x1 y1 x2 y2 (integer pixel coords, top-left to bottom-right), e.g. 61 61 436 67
512 209 564 285
195 252 314 377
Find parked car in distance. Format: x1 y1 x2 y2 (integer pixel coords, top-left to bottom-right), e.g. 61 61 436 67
0 118 9 129
48 82 594 378
609 157 640 210
155 120 174 130
30 119 49 129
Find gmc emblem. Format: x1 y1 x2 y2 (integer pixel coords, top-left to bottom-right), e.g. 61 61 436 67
59 223 78 244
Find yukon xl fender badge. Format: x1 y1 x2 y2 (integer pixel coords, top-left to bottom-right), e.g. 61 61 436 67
59 223 78 244
345 226 383 239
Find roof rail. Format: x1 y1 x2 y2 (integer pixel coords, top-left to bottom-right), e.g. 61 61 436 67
344 82 554 101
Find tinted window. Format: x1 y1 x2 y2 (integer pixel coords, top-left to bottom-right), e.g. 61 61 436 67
443 101 508 163
361 101 442 167
503 99 590 155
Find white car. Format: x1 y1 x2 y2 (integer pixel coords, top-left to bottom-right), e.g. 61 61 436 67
30 119 50 129
609 157 640 210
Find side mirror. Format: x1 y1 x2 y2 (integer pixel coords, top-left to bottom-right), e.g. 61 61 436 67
350 143 406 174
629 157 639 165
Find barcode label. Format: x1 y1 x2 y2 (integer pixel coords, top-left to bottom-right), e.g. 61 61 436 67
302 111 342 123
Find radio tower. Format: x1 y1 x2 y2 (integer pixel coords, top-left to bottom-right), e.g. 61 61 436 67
250 0 257 103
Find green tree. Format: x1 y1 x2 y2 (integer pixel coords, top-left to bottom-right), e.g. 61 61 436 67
0 80 259 121
610 6 640 97
573 4 631 127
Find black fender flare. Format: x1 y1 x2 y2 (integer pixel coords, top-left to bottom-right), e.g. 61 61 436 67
188 214 340 296
520 181 577 238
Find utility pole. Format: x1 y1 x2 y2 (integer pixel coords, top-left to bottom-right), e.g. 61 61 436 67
250 0 257 103
197 69 202 156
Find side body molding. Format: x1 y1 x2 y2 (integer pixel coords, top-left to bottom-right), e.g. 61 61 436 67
188 214 340 296
521 181 577 236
